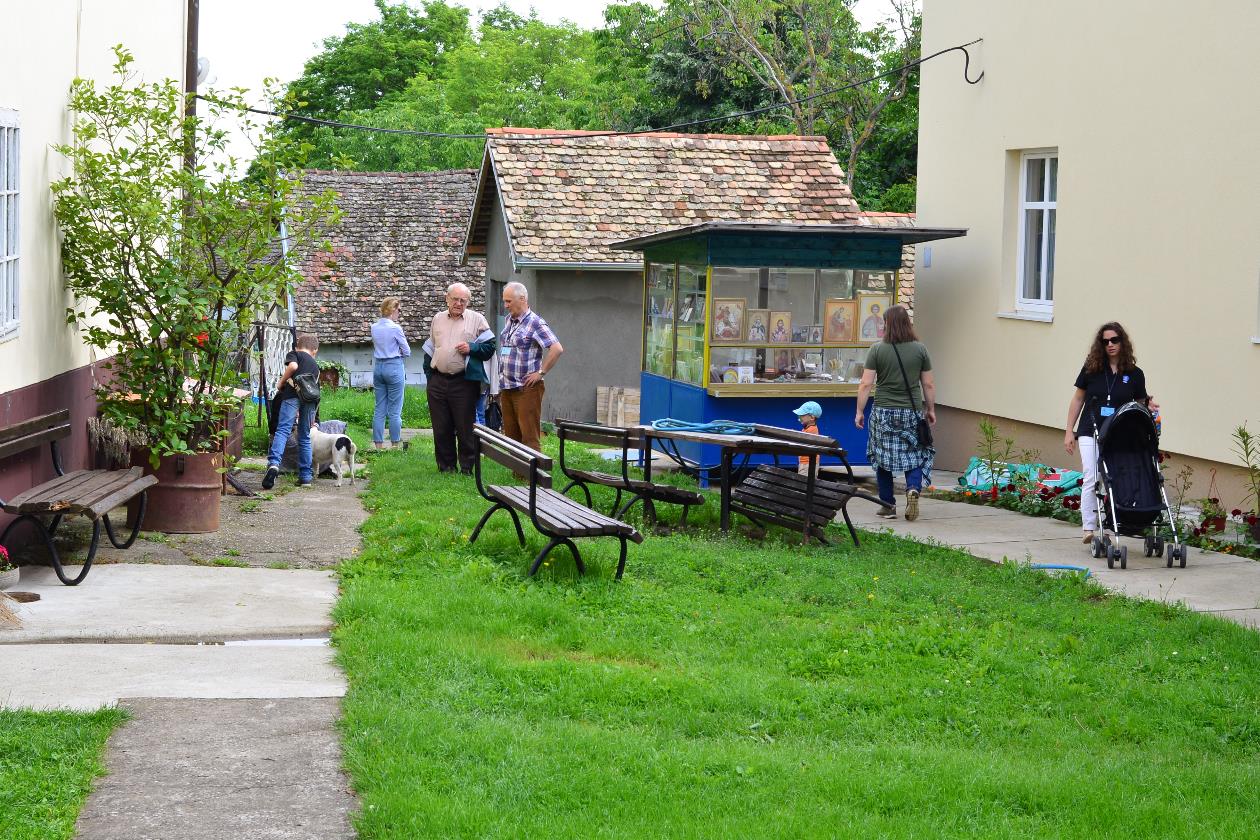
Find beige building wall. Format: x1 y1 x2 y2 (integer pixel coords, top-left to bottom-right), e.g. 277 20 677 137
917 0 1260 501
0 1 187 394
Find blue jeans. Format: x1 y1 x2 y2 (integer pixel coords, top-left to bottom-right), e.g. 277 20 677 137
475 391 487 425
267 397 316 482
877 466 924 508
373 357 406 444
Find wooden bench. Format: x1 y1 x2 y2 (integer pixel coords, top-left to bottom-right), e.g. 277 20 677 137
555 419 704 526
470 424 644 579
0 411 158 585
730 451 887 548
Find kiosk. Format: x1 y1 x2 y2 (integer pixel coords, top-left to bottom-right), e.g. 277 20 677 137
611 222 967 468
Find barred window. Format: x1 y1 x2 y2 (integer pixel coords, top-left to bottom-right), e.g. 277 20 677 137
0 109 18 340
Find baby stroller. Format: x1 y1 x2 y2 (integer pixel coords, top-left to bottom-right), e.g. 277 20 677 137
1087 400 1188 569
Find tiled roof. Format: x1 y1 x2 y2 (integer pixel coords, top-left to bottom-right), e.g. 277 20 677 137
862 212 918 314
469 128 863 266
292 169 483 344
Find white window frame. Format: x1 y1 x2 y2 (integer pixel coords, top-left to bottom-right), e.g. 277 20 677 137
1015 149 1057 315
0 108 18 342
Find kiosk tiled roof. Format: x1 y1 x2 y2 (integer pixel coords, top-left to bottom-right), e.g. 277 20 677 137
464 128 863 267
293 169 482 344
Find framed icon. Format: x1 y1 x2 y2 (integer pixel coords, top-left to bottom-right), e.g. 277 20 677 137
711 298 746 343
745 309 769 342
769 311 792 344
823 298 858 343
858 294 892 342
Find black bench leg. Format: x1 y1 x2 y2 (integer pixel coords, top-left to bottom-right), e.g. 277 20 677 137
561 480 593 508
102 490 147 549
0 514 96 586
615 537 628 581
616 494 642 518
470 502 524 546
609 487 623 518
529 537 584 577
679 504 691 527
838 500 861 547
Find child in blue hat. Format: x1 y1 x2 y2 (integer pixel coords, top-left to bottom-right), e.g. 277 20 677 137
793 401 823 475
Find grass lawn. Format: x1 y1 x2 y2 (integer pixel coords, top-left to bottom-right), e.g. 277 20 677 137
241 385 430 455
0 708 127 840
335 436 1260 838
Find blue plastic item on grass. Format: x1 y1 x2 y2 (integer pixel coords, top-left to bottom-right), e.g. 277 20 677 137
650 419 757 435
1030 564 1092 579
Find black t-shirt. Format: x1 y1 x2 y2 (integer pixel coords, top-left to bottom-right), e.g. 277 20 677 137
1074 365 1148 437
280 350 319 398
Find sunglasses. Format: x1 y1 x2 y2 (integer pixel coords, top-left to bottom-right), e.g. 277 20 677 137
1101 336 1123 345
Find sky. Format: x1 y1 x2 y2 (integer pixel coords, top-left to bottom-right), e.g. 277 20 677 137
198 0 900 175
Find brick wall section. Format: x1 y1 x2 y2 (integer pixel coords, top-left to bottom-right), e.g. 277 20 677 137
291 170 484 344
861 211 916 317
475 128 864 265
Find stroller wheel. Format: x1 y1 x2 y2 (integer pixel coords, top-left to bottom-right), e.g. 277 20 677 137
1166 547 1174 568
1143 536 1153 557
1155 538 1166 557
1106 545 1116 570
1119 544 1128 569
1179 546 1188 568
1091 537 1104 559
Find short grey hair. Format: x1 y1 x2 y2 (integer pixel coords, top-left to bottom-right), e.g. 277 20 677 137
446 282 471 298
504 281 528 302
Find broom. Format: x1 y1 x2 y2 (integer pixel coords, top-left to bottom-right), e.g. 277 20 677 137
0 592 18 628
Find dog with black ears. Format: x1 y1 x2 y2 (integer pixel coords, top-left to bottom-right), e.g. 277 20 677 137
309 426 357 487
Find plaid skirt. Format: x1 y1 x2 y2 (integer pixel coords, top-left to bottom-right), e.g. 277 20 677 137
867 406 935 474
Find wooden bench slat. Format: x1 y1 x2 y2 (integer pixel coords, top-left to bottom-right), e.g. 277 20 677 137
490 486 639 539
740 467 850 502
15 470 132 515
64 468 146 510
0 426 73 463
87 474 159 519
4 470 108 511
0 410 71 447
736 481 844 519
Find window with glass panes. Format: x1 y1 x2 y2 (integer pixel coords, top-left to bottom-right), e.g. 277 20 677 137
1017 151 1057 312
0 109 18 340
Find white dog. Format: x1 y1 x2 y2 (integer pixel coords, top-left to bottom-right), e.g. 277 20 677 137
309 427 357 487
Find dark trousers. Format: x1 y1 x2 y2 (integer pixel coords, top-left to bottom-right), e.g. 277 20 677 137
427 372 481 471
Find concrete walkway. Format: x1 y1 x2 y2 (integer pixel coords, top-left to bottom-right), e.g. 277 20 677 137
0 468 364 838
846 493 1260 628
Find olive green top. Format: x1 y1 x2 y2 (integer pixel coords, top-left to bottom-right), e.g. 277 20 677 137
864 340 932 410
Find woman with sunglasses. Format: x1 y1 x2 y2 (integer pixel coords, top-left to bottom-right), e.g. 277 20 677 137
1064 322 1157 544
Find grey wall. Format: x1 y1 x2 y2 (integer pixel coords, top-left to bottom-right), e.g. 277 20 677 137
532 269 641 422
478 196 642 423
320 343 427 388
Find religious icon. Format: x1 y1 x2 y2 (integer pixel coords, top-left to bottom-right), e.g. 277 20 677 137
746 309 769 342
823 298 857 343
858 294 892 342
711 298 746 343
769 311 792 344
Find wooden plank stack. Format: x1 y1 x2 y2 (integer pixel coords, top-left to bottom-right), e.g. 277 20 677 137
596 387 641 427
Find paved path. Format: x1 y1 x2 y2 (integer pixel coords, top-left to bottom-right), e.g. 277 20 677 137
846 494 1260 628
0 471 366 838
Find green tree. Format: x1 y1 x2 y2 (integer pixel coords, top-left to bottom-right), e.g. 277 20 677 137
52 47 339 461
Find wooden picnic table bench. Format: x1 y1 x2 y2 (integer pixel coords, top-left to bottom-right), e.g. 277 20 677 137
640 422 886 545
470 424 644 579
0 410 158 585
555 419 704 526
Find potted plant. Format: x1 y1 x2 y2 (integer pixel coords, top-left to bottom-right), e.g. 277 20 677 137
51 47 338 532
1197 497 1228 533
0 544 17 590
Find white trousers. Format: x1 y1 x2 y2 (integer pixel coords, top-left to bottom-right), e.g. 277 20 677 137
1079 435 1099 531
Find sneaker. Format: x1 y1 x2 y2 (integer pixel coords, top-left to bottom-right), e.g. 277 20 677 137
297 479 313 488
261 466 278 490
1082 531 1095 544
875 506 898 519
905 489 920 522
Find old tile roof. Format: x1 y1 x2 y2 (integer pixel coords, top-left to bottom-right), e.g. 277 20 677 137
862 212 918 315
465 128 863 266
292 169 483 344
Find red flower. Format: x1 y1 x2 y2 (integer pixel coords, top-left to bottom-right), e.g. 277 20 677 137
1232 509 1243 518
1247 514 1258 526
195 332 209 346
1211 498 1220 505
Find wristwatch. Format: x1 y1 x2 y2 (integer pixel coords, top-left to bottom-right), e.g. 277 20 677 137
538 371 546 380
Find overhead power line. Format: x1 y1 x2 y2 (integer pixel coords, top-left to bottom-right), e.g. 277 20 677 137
204 38 983 142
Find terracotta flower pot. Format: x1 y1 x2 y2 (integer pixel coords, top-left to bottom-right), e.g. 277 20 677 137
126 449 222 533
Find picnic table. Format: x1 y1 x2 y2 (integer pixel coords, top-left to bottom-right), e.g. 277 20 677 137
637 423 884 544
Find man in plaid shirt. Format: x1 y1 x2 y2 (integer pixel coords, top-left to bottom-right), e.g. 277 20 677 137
498 282 564 450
